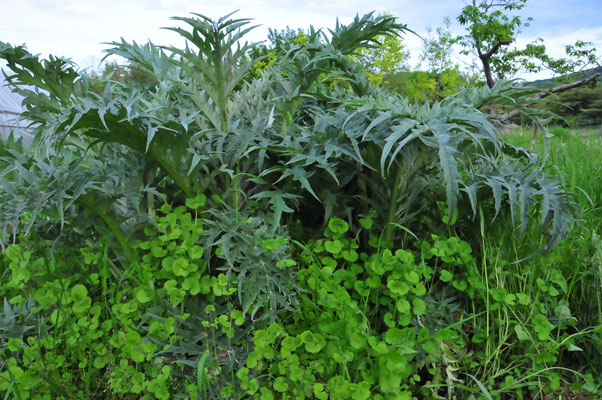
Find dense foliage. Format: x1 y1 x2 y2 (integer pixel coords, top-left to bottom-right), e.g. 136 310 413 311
0 11 599 399
551 84 602 127
457 0 599 88
528 68 602 127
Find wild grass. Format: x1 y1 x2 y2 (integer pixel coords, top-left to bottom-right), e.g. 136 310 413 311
502 126 602 373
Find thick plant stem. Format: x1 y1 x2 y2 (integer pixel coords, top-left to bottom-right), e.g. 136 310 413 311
212 40 228 132
280 97 302 135
383 160 405 245
145 169 156 218
77 197 136 266
148 147 194 198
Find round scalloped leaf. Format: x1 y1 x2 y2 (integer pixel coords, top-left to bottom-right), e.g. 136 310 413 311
328 218 349 235
440 269 453 282
412 298 426 315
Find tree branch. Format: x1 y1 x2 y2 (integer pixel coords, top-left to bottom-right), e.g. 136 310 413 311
547 72 600 95
499 72 600 121
482 40 513 59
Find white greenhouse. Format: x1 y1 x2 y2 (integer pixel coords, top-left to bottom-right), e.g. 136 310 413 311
0 71 34 146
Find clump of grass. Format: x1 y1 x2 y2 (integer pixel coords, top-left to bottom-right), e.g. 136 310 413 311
548 125 573 140
505 127 601 214
504 129 602 372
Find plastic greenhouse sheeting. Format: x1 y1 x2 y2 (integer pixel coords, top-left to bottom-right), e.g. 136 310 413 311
0 71 34 145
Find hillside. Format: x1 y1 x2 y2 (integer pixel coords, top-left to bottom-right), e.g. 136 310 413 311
526 66 602 89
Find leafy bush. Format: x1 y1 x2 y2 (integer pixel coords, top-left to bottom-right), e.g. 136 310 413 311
0 12 575 255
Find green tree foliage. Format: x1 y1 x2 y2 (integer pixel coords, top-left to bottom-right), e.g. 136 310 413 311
457 0 600 88
419 17 463 101
551 85 602 127
351 33 410 86
360 18 467 102
387 71 435 101
527 68 602 127
247 26 309 78
267 26 309 52
420 18 456 74
385 69 468 103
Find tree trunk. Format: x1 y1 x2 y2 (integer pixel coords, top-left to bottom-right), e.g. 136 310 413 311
481 56 496 88
434 72 442 102
478 40 513 88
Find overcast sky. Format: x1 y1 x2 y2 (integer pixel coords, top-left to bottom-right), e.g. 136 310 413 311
1 0 601 80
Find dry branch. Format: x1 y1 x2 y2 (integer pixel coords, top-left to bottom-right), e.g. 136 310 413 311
500 72 601 121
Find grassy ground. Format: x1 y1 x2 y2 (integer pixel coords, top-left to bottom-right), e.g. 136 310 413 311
504 125 602 377
504 126 601 212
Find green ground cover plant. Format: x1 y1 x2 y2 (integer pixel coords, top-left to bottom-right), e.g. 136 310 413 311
0 12 600 399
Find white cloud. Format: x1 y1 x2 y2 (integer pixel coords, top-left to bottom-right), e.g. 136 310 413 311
1 0 600 81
